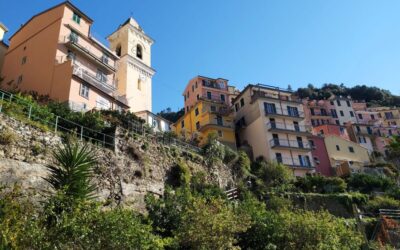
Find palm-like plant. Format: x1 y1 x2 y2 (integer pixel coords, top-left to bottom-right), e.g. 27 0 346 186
44 141 98 200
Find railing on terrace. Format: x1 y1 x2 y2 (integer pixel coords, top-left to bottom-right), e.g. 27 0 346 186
265 108 304 118
200 93 228 103
277 157 314 168
251 90 302 103
60 35 116 69
73 65 116 92
310 110 331 116
269 139 311 149
199 120 234 130
266 122 310 133
0 89 201 154
202 80 228 90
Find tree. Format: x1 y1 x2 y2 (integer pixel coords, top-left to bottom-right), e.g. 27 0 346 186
44 141 98 201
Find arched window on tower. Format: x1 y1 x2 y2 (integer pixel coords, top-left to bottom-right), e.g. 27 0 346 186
136 44 143 59
115 45 121 57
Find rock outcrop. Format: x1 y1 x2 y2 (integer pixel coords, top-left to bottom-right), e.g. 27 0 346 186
0 114 234 211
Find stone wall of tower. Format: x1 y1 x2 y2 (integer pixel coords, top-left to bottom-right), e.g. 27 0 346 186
108 18 154 112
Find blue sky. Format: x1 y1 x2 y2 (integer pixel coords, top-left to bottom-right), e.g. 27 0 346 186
1 1 400 113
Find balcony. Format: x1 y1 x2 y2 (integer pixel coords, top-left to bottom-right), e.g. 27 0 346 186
251 90 302 104
277 157 314 169
265 108 304 121
310 110 331 117
202 80 228 90
61 36 116 73
198 120 234 131
269 139 311 151
210 106 232 116
266 122 311 135
200 93 228 104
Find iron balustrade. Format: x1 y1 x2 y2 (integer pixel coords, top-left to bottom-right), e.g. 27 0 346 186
264 108 304 118
277 157 314 168
269 138 311 149
266 122 310 133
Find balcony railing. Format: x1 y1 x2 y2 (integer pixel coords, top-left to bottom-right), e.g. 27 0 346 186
266 122 310 133
200 93 228 103
251 90 302 103
277 157 314 168
265 108 304 118
210 107 231 116
73 65 116 92
202 80 228 90
310 110 331 117
269 139 311 150
60 36 116 70
199 120 234 130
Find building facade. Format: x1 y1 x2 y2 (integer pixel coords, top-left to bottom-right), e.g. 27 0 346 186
135 110 171 133
107 18 155 113
327 96 358 125
1 1 128 111
0 22 8 73
233 84 314 176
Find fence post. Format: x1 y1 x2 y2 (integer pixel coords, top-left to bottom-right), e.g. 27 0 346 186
80 126 83 141
103 134 106 147
55 116 59 133
28 105 32 119
9 94 13 102
0 92 4 113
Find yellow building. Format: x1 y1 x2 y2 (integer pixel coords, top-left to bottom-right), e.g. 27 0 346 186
174 99 236 149
324 135 371 174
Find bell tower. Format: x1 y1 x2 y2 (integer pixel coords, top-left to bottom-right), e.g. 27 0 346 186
108 17 155 112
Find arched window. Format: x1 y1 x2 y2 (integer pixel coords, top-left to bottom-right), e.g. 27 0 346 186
136 44 143 59
115 45 121 57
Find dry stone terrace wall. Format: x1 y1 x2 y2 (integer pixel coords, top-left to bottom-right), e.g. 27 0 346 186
0 113 234 211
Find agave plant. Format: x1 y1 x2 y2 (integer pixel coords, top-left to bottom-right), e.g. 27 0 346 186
44 141 98 200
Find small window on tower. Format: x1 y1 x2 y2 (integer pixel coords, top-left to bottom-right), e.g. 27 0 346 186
115 45 122 57
136 44 143 59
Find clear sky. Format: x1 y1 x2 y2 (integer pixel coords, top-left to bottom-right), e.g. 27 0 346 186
1 0 400 113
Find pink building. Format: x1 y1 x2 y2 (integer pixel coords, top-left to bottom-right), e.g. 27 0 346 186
303 100 335 127
183 76 230 113
1 1 128 111
312 124 350 141
309 135 333 176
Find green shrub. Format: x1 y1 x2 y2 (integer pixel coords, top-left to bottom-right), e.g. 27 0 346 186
365 196 400 213
295 175 347 193
223 145 238 164
266 195 293 211
347 173 395 193
202 132 225 166
31 142 44 156
168 160 191 188
0 127 17 144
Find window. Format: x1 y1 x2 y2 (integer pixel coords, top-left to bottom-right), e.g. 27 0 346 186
311 119 315 126
72 13 81 24
339 110 344 116
296 136 303 148
330 101 334 105
79 84 89 98
195 81 198 88
335 120 340 125
21 56 27 65
235 103 239 112
207 91 211 99
218 130 223 137
340 127 345 133
184 96 186 101
220 94 225 102
336 145 340 151
187 91 189 98
136 44 143 59
331 109 338 118
385 112 394 119
358 113 363 119
196 121 200 130
275 153 283 163
350 111 354 117
309 140 315 148
192 85 194 92
389 129 393 136
67 50 76 61
336 100 341 106
69 32 79 45
272 134 279 145
287 106 299 117
181 120 185 128
17 75 23 84
101 54 109 64
137 79 141 90
96 70 107 82
319 129 324 135
211 106 216 112
195 108 199 116
310 108 315 115
293 121 300 132
216 115 223 126
348 146 355 153
346 100 351 107
264 102 277 114
115 45 122 57
196 94 199 100
186 106 189 112
356 126 360 132
240 98 245 107
371 114 375 120
313 156 320 164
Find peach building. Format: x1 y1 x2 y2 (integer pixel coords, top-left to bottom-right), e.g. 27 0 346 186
183 76 231 113
0 22 8 73
312 124 350 141
233 84 314 177
303 99 335 127
1 1 129 111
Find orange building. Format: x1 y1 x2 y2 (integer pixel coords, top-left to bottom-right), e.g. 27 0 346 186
1 1 128 111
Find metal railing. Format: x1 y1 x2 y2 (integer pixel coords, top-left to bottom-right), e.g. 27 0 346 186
277 157 314 168
72 65 117 92
60 35 117 69
269 138 311 149
310 110 331 116
0 89 201 154
200 93 228 103
265 108 304 118
266 122 310 133
251 90 302 103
